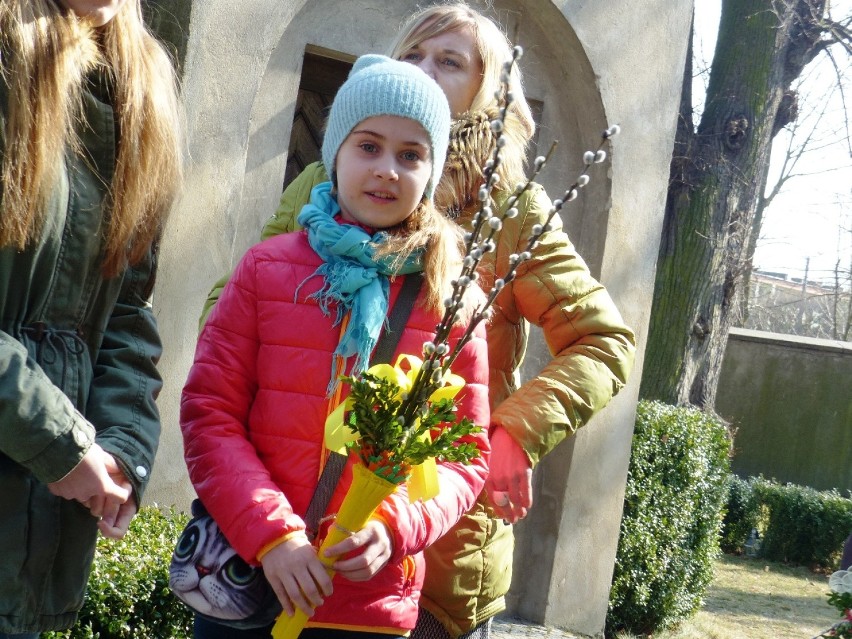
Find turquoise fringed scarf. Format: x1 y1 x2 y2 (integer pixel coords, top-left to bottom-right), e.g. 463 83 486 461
298 182 423 388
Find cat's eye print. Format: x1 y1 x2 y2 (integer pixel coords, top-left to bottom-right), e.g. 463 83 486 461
222 555 260 586
173 523 201 560
169 513 279 622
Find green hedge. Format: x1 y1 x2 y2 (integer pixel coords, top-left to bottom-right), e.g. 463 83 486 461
721 475 852 568
42 505 192 639
718 474 761 554
606 400 732 637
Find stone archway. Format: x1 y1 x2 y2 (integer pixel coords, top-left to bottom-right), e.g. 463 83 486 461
238 0 609 272
226 2 618 631
152 0 615 620
149 1 696 635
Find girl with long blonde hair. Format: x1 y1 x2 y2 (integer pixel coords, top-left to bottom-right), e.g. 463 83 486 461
0 0 182 274
0 0 182 634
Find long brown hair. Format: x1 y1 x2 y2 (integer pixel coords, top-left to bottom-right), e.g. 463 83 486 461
0 0 182 277
433 108 499 216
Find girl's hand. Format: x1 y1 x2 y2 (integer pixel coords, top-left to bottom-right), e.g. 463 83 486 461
260 533 333 617
84 456 137 539
326 520 393 582
83 453 134 532
97 493 138 539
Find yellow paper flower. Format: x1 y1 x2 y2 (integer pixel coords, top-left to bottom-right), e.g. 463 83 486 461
324 354 472 502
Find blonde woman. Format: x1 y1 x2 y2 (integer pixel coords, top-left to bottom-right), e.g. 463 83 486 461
0 0 182 635
201 3 635 638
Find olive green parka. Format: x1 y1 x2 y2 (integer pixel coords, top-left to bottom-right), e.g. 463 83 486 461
201 156 635 636
0 71 163 633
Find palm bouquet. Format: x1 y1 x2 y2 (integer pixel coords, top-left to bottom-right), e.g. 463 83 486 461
818 570 852 639
272 44 618 639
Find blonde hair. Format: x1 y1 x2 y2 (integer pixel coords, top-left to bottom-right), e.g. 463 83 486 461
0 0 183 277
433 108 498 215
374 198 481 323
387 2 534 192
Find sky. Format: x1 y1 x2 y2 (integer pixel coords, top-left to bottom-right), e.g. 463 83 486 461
693 0 852 287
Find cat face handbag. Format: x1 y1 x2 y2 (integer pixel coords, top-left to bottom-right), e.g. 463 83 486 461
169 274 423 628
168 499 282 629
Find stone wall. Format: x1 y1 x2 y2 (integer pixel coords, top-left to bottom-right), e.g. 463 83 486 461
717 328 852 494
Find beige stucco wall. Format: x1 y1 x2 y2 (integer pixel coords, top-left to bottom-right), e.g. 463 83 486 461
148 1 691 635
505 3 693 633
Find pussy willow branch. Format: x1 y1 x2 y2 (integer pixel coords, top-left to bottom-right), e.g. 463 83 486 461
394 46 525 436
393 44 620 446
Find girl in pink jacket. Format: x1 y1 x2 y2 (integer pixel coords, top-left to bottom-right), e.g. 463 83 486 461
180 55 490 638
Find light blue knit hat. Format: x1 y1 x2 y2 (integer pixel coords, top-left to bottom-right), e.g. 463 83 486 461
322 54 451 201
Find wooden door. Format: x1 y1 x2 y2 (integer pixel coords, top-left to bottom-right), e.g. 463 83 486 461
283 47 353 190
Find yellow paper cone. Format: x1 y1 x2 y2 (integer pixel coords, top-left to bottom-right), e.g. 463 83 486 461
272 608 309 639
271 462 399 639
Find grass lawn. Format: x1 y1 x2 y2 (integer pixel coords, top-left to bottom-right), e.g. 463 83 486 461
615 554 842 639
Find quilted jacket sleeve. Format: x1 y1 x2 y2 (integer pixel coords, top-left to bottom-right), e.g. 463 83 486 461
373 321 491 562
181 249 303 563
260 161 328 240
196 270 231 332
494 185 636 465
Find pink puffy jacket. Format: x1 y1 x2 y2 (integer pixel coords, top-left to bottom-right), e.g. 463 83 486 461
180 228 490 632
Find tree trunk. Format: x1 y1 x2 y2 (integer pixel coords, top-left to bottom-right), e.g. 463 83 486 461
640 0 828 409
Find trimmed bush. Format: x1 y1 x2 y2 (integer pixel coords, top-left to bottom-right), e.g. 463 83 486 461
721 476 852 568
43 505 192 639
719 474 761 554
606 400 731 637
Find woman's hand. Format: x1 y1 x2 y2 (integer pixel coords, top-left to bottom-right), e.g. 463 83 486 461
261 533 333 618
58 446 137 538
97 493 138 539
485 426 533 523
326 520 393 582
48 443 131 510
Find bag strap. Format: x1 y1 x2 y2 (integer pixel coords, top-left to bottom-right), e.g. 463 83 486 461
304 273 424 541
372 272 423 365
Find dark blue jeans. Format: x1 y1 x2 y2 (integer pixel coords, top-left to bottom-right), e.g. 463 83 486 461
193 615 405 639
0 634 40 639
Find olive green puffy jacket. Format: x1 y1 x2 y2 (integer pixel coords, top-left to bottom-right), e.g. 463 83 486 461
0 72 163 633
200 160 635 636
